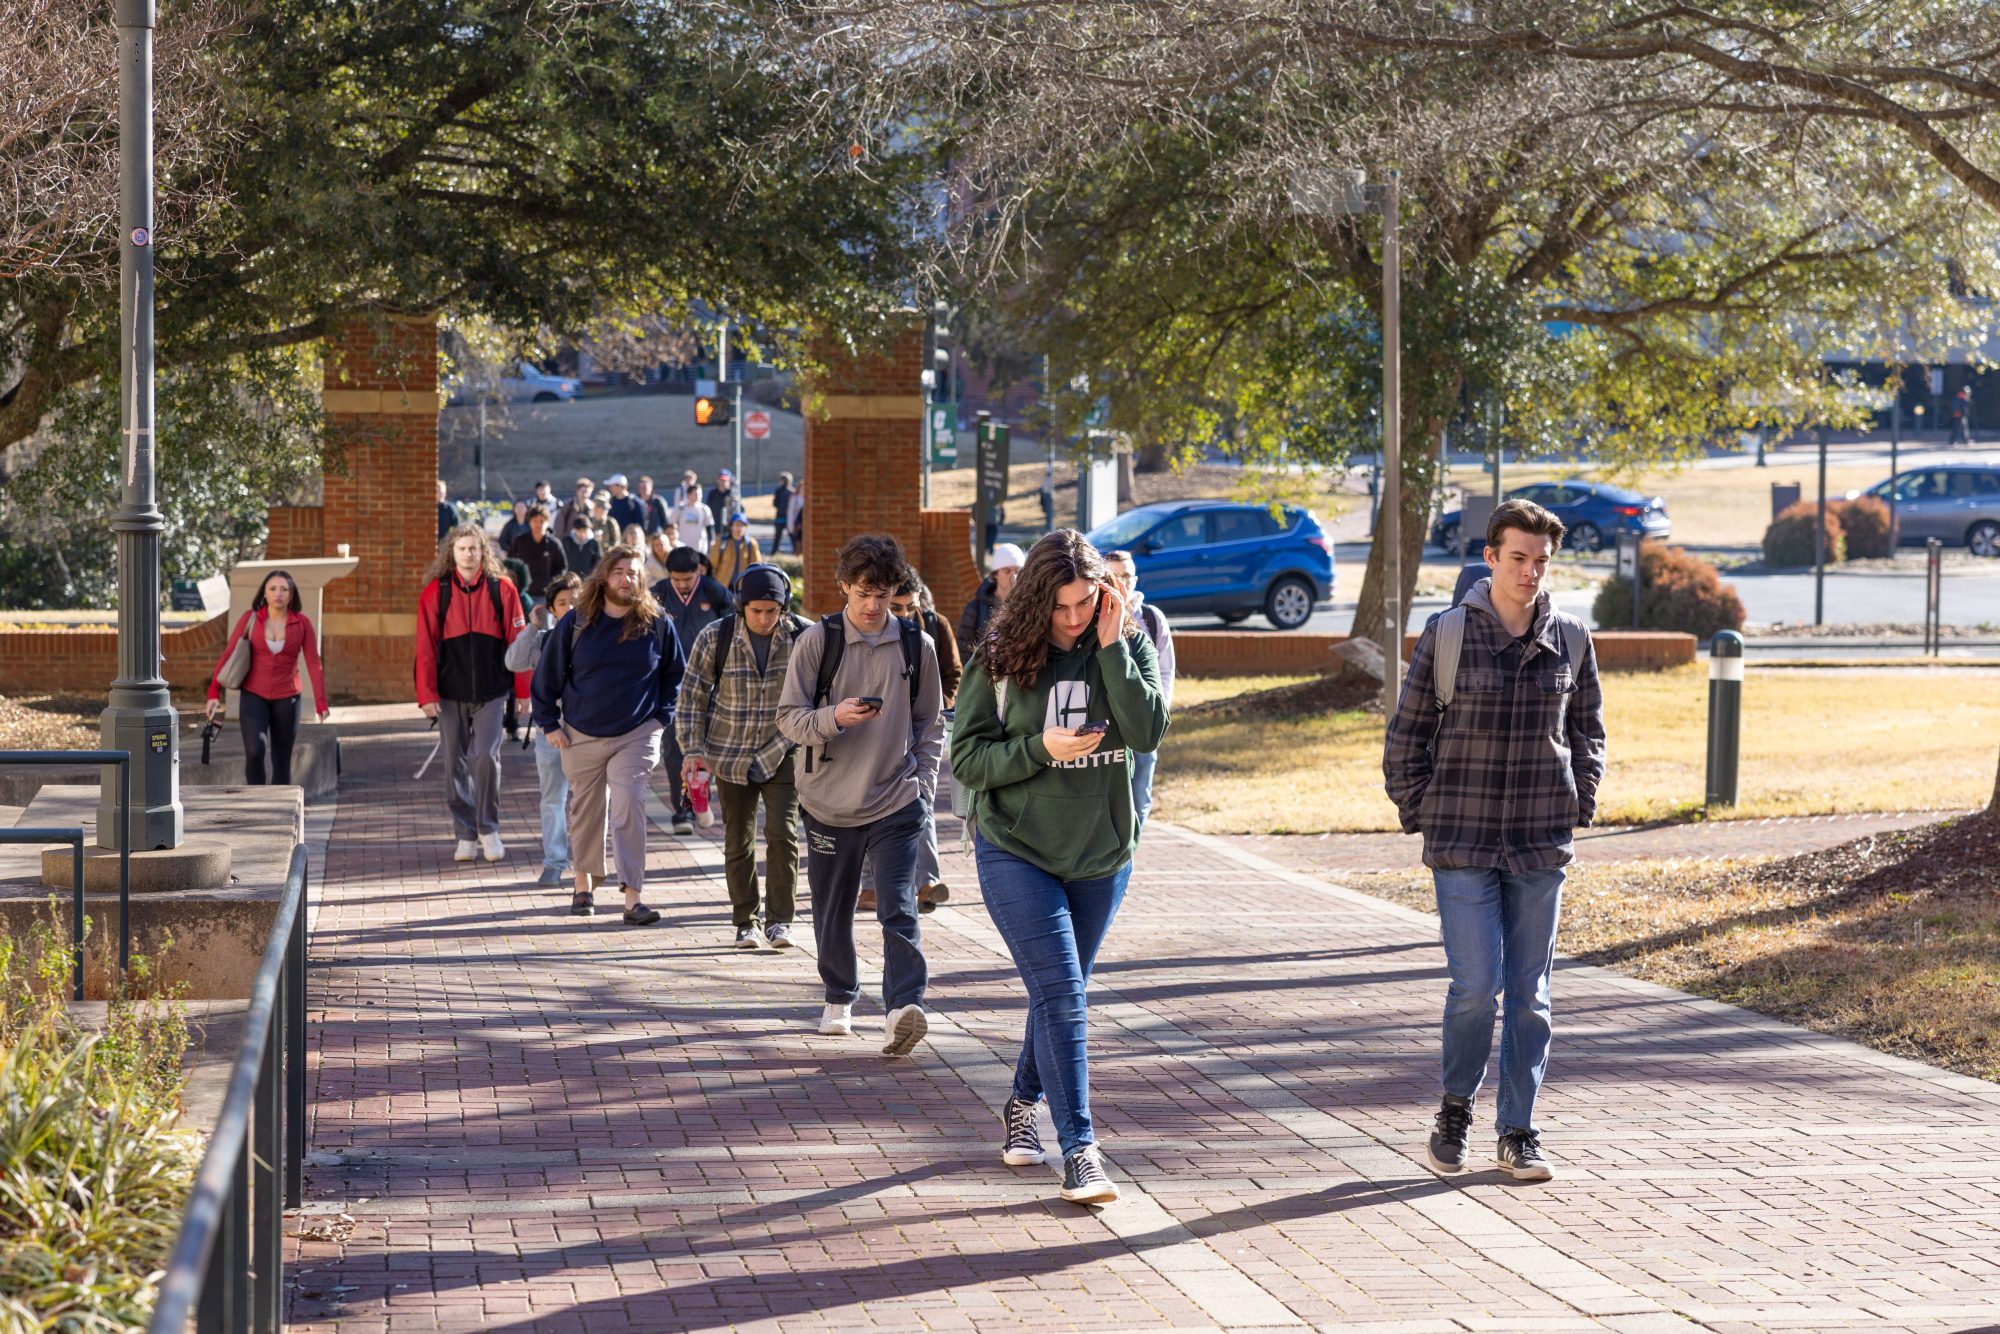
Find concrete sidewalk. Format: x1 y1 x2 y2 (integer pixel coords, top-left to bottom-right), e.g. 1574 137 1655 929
289 722 2000 1331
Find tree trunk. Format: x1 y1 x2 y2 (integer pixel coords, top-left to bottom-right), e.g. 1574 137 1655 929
1348 409 1450 666
1135 440 1171 473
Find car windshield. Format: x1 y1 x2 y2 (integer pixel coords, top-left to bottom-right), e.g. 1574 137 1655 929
1089 509 1164 550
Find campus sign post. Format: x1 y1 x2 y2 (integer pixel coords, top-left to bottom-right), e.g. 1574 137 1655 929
102 0 183 850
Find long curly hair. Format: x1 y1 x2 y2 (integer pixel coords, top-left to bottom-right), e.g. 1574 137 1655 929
980 529 1133 688
573 544 663 642
424 522 506 588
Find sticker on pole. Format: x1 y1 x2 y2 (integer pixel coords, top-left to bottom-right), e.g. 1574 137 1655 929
130 227 151 248
744 410 771 440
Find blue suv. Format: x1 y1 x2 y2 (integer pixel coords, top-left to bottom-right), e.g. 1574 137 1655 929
1085 500 1334 629
1431 479 1670 554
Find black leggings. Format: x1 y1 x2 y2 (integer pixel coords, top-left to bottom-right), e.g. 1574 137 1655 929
240 691 301 785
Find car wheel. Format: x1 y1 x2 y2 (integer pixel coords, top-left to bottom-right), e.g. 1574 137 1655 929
1970 520 2000 558
1217 611 1252 625
532 391 559 403
1436 522 1460 552
1264 576 1315 630
1570 522 1603 554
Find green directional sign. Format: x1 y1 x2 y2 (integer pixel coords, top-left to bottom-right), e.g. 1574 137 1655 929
928 404 958 463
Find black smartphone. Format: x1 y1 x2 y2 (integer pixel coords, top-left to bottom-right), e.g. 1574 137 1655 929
857 695 884 710
1076 720 1110 736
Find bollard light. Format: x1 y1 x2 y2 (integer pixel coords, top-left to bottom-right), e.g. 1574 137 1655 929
1705 630 1744 808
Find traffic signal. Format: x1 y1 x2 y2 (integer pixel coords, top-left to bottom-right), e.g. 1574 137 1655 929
694 391 730 427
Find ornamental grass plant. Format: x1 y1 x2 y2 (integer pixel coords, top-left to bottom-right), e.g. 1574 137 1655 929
0 915 197 1333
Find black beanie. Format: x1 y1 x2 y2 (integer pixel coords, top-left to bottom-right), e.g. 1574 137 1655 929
734 563 790 607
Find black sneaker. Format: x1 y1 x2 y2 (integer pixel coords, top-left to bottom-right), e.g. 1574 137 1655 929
1496 1128 1554 1182
623 903 662 926
1059 1145 1119 1205
1426 1094 1474 1175
1001 1096 1044 1167
570 890 594 917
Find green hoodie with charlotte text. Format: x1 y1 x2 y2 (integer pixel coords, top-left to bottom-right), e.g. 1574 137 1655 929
949 630 1169 882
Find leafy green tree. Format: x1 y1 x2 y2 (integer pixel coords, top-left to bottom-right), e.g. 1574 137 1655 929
0 1 918 604
795 0 1999 649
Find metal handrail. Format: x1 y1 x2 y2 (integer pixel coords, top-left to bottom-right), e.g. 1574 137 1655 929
147 843 309 1334
0 749 133 995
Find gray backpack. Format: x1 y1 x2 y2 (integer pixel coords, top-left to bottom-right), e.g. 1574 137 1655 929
1430 606 1587 709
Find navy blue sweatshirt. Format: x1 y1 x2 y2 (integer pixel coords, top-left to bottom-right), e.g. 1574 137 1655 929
530 605 686 739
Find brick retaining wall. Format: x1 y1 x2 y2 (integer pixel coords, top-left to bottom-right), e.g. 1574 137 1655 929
1173 629 1696 677
0 613 229 698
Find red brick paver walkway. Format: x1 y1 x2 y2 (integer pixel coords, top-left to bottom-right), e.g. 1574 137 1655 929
289 722 2000 1332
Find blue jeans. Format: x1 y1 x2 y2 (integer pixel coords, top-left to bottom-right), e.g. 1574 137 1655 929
975 836 1130 1157
1129 750 1158 830
1434 866 1565 1133
533 730 569 874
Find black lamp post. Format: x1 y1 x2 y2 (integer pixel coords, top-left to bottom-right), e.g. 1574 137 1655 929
99 0 183 850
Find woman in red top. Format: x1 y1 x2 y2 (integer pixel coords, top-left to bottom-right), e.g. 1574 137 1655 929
205 570 330 785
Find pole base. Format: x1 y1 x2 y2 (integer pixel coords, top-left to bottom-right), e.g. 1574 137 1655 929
97 701 183 850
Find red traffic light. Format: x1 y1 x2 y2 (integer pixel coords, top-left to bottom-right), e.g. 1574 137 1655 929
694 394 730 427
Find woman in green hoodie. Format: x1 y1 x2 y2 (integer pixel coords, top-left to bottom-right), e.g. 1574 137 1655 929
950 530 1169 1205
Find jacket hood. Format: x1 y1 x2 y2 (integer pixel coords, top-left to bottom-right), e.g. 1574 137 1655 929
1461 578 1552 638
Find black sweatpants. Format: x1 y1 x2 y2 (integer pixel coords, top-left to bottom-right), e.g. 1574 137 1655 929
240 690 301 785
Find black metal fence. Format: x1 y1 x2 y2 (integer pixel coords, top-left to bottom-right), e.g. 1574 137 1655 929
146 843 309 1334
0 749 131 998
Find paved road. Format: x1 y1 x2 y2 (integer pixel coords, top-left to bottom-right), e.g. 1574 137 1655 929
290 722 2000 1331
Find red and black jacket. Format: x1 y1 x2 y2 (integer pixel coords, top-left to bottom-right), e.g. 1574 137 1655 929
414 573 530 706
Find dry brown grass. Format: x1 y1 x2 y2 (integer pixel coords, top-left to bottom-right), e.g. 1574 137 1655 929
927 459 1357 527
1152 667 2000 834
1339 810 2000 1081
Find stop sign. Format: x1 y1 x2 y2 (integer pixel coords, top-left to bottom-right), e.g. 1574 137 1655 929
744 409 772 440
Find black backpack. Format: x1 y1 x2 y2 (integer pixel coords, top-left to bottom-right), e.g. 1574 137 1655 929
705 609 808 680
437 571 505 641
812 611 923 713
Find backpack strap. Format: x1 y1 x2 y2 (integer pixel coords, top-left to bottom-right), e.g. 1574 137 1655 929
1432 606 1468 711
1557 617 1587 673
811 612 845 708
896 614 923 714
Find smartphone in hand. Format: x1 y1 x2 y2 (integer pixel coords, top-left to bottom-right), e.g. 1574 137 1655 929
1075 720 1110 736
858 695 884 712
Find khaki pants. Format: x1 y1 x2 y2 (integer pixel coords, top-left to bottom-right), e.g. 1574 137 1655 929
559 720 663 891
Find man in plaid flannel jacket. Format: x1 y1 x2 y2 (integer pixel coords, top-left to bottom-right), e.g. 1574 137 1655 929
1383 498 1606 1185
677 564 805 950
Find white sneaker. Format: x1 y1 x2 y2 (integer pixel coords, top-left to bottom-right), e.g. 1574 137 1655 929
479 832 505 862
881 1003 928 1058
734 926 764 949
452 839 478 862
818 1003 854 1036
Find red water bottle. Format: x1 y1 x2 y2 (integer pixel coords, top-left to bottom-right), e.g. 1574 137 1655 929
689 766 715 828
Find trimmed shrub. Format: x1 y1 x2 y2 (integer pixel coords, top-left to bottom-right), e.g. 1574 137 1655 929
1763 500 1845 568
1833 495 1894 559
1592 544 1746 639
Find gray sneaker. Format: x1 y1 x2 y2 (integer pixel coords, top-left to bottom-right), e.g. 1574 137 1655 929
1426 1094 1474 1175
1496 1128 1554 1182
766 923 795 949
734 925 764 949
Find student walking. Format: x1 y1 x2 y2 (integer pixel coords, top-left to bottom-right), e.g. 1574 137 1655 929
886 574 960 913
776 534 943 1056
709 512 761 590
957 542 1024 660
562 516 602 579
1383 498 1607 1184
654 546 733 834
950 531 1168 1204
678 563 805 949
531 546 686 924
1103 550 1175 830
507 505 567 601
506 571 584 888
204 570 330 785
416 523 531 862
673 481 713 552
770 473 794 552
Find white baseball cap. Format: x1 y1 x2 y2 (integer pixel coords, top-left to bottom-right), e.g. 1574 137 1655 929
606 473 628 487
990 542 1027 571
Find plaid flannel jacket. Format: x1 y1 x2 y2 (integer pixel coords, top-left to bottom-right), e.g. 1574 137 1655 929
675 613 801 785
1382 584 1607 872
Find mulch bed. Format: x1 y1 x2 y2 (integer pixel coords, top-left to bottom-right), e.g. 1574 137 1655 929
1178 670 1383 720
0 694 103 751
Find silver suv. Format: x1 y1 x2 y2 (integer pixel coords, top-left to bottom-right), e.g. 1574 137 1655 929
1859 464 2000 557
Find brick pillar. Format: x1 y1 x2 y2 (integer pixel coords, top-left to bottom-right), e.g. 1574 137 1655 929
317 314 441 700
801 320 928 614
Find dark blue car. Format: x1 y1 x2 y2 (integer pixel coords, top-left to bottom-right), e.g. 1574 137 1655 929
1085 500 1334 629
1430 479 1670 554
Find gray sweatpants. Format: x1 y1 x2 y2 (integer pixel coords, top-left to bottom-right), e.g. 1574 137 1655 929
560 719 664 892
441 697 507 839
